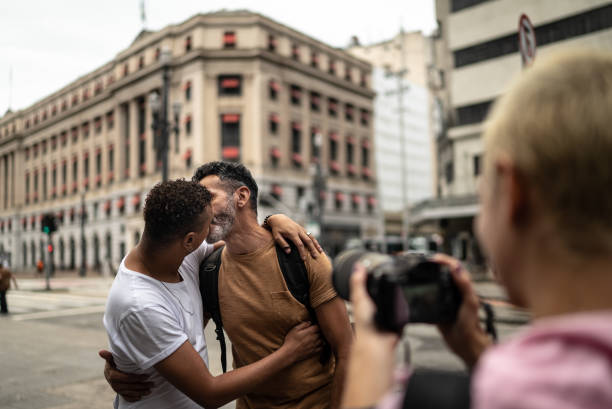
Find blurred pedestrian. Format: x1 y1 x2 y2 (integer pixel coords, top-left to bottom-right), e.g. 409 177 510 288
0 260 18 314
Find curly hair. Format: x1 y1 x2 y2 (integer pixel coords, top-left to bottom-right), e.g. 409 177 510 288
143 179 212 244
192 161 259 214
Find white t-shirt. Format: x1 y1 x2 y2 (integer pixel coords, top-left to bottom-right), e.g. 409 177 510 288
103 241 214 409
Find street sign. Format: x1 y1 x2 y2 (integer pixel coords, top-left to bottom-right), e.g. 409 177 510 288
518 14 537 67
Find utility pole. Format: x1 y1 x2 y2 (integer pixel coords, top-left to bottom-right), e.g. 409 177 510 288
79 193 86 277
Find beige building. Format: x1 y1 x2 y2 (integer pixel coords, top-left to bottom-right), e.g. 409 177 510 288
412 0 612 268
0 10 379 272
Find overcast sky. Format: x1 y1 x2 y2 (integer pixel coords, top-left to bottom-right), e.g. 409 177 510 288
0 0 436 115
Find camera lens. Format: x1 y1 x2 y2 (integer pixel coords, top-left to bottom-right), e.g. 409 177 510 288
332 250 393 300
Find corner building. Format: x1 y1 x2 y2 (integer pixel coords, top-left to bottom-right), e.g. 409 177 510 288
0 10 379 272
412 0 612 273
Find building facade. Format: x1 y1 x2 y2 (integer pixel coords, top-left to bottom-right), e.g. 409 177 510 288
348 31 435 251
0 10 379 272
413 0 612 269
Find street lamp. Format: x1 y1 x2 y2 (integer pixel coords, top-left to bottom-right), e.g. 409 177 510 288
310 133 326 248
149 47 181 182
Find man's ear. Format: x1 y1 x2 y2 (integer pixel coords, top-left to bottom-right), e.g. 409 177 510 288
235 186 251 209
183 232 197 253
496 156 530 227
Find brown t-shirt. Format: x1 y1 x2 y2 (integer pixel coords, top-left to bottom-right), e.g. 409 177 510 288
218 239 337 409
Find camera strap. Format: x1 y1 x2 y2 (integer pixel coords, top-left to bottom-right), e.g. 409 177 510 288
480 299 498 342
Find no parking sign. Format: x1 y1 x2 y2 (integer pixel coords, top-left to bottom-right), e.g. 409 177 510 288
519 13 537 67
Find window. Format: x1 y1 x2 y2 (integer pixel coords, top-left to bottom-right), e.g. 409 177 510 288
290 85 301 105
456 100 492 126
106 111 115 129
454 4 612 67
451 0 492 12
445 162 454 183
345 104 354 122
473 154 481 176
72 157 78 194
138 55 145 69
123 63 129 77
96 148 102 188
42 168 48 200
33 171 39 202
25 173 30 204
269 113 279 134
42 140 47 155
71 127 78 143
291 44 300 60
221 114 241 162
52 166 57 198
82 122 90 139
346 137 356 177
328 60 336 75
185 36 192 52
311 50 319 68
310 92 321 112
351 194 361 212
360 109 370 126
344 65 352 82
223 31 236 48
271 184 282 201
310 128 320 163
83 88 90 101
94 117 102 134
184 81 192 101
62 161 67 196
334 191 345 211
367 196 376 213
268 34 277 52
269 80 280 100
182 149 192 169
25 147 30 161
328 98 338 117
83 152 90 191
361 139 370 167
329 133 339 161
360 72 368 87
95 81 103 95
291 122 302 167
61 131 67 146
108 144 115 184
185 115 192 136
218 75 242 96
270 147 281 168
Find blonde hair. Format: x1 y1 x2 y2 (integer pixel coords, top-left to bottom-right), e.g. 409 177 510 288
483 49 612 254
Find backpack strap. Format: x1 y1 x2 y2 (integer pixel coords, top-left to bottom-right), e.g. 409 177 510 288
199 245 227 373
275 243 332 365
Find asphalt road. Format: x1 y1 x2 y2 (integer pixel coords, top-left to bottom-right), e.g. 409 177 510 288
0 276 526 409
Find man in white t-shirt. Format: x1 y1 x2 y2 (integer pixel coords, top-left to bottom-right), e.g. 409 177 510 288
103 179 322 409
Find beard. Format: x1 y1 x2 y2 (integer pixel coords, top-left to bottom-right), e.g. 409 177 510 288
207 196 236 242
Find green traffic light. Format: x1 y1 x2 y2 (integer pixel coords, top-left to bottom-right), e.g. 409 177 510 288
43 226 50 234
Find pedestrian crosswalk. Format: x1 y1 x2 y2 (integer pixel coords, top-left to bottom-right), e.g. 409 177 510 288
5 277 112 321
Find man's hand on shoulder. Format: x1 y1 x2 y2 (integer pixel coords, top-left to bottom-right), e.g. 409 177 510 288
99 349 153 402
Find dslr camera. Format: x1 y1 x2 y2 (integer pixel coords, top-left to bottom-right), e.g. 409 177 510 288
332 250 462 333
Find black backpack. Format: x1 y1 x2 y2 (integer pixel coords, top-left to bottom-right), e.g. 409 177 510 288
199 242 331 372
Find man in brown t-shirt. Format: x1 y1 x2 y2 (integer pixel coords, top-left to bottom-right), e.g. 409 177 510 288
196 161 352 409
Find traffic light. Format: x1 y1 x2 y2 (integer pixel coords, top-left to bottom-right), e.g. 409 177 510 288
41 213 58 235
47 244 53 253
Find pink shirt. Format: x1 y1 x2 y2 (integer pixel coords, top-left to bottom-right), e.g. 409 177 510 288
473 311 612 409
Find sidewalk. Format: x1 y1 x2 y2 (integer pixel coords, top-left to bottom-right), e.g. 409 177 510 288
474 280 531 325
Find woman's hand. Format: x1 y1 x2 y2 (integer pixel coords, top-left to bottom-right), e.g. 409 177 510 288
280 322 323 364
341 264 399 408
265 214 323 259
432 254 492 369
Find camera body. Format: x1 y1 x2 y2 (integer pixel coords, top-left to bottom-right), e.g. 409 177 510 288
332 250 462 333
